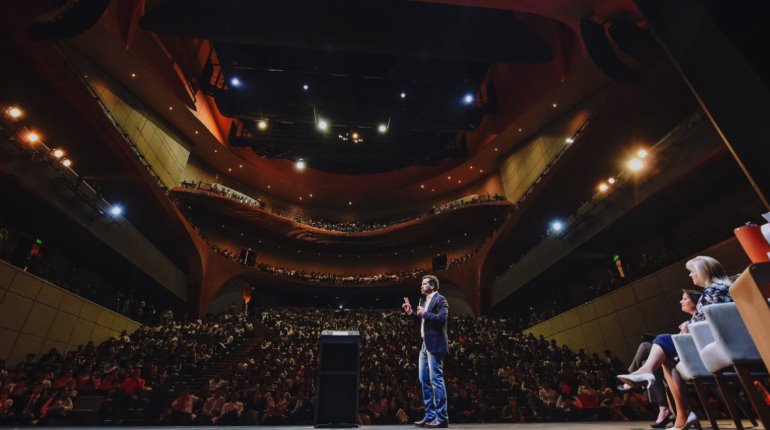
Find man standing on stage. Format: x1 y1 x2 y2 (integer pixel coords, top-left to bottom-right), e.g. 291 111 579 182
402 275 449 428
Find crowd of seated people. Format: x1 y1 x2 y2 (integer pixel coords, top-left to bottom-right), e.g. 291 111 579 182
158 307 646 426
179 181 506 234
0 312 253 426
1 304 649 426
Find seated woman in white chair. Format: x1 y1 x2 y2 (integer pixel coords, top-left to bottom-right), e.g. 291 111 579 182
617 256 733 430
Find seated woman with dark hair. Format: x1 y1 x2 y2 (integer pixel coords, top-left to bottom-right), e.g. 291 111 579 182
617 256 733 430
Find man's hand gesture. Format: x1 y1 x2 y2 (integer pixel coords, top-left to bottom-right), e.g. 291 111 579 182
402 297 413 315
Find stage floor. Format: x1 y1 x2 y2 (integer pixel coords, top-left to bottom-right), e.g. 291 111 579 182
27 421 763 430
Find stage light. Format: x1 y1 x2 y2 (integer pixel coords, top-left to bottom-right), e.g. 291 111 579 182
463 93 474 105
295 159 306 171
552 102 558 108
61 158 72 167
551 220 563 232
565 137 574 144
377 123 388 134
348 201 352 206
302 84 309 91
5 106 23 119
257 119 268 130
420 184 424 189
130 73 136 78
230 77 242 87
25 131 40 143
351 132 360 140
317 119 328 131
598 182 609 192
627 157 645 171
110 205 123 216
400 92 406 99
608 177 616 184
637 148 648 158
52 148 65 159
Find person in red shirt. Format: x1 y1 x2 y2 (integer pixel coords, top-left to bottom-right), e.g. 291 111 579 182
122 368 148 398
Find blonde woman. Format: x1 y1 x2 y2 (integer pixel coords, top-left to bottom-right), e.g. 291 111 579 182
617 256 733 430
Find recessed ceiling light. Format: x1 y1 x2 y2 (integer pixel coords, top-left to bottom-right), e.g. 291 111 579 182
479 169 483 173
309 193 313 197
431 188 435 192
168 106 173 111
295 159 307 171
257 119 268 130
457 180 461 184
420 185 424 189
552 102 558 108
447 176 451 180
299 196 303 200
194 130 199 135
228 168 232 172
518 127 522 132
130 73 136 78
494 147 498 151
214 149 218 153
5 106 23 119
348 201 352 206
267 185 271 189
239 164 243 168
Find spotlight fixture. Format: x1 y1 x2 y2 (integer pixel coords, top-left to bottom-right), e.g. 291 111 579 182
25 131 40 143
637 149 648 158
110 205 123 216
351 132 360 140
598 182 609 192
230 77 242 87
400 92 406 99
5 106 23 119
302 84 309 91
565 137 574 144
295 159 307 171
348 201 352 206
608 177 616 184
61 158 72 167
317 119 329 131
627 157 645 171
377 123 388 134
463 93 475 105
257 119 268 130
52 148 65 159
550 220 563 232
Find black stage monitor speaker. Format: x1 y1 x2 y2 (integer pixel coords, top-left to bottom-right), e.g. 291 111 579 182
432 254 447 271
315 330 360 428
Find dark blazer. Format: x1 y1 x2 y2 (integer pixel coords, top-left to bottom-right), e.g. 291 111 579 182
409 292 449 354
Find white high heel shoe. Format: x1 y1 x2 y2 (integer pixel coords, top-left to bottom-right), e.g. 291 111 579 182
672 411 701 430
617 372 656 388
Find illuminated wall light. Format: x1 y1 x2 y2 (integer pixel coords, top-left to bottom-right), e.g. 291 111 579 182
257 119 268 130
627 157 645 171
5 106 23 119
637 149 648 158
295 159 307 171
377 124 388 134
61 159 72 167
317 119 329 131
25 131 40 143
608 177 616 184
52 148 65 159
597 182 609 192
110 205 123 216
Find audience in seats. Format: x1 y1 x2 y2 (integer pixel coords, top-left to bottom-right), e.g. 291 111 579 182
617 256 733 430
0 312 253 426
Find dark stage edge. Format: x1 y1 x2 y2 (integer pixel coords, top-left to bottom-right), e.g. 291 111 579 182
3 421 761 430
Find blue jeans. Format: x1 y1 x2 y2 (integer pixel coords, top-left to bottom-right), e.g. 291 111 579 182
418 342 448 422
